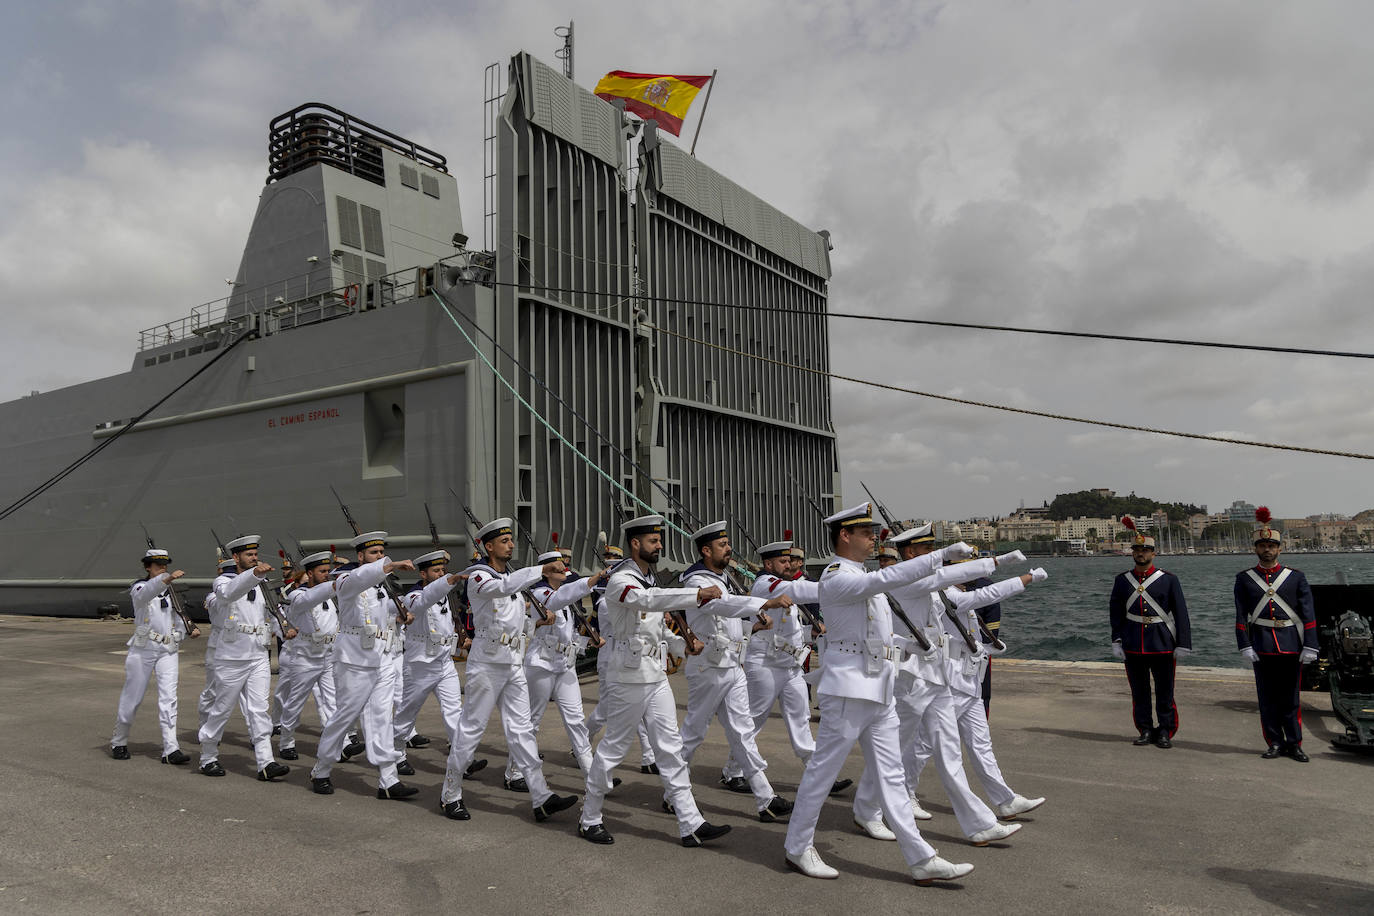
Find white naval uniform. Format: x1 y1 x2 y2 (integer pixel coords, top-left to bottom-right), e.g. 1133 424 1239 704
724 572 821 779
393 575 465 750
440 561 557 809
111 574 186 755
851 559 1003 836
309 559 406 789
275 581 339 752
579 559 707 838
198 567 277 770
675 563 777 811
783 550 953 869
517 576 600 777
584 588 657 767
912 578 1028 808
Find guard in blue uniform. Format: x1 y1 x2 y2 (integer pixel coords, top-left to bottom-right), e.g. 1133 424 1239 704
1109 519 1191 748
1233 508 1318 762
973 580 1000 717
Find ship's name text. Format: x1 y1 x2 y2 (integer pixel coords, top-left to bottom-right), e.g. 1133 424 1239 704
268 407 341 428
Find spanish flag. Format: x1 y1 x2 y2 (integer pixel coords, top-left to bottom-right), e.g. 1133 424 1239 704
594 70 713 136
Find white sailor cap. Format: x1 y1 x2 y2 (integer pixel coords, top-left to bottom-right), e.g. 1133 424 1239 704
537 550 563 565
476 518 513 544
218 556 238 572
350 530 388 550
825 503 875 533
758 540 793 559
414 549 451 569
225 534 261 553
142 548 171 564
623 515 665 540
890 522 935 546
300 550 333 570
691 521 729 549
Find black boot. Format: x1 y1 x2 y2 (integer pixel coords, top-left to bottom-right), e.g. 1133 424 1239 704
111 746 131 760
579 823 614 845
377 781 419 800
682 822 732 847
1133 729 1155 746
280 747 299 761
463 758 488 779
1286 744 1310 763
503 776 529 793
257 761 290 781
441 799 470 820
640 763 660 775
533 793 578 822
397 758 415 776
406 734 432 748
160 750 190 765
1261 744 1283 759
311 777 334 795
759 796 794 823
200 760 226 777
828 778 853 796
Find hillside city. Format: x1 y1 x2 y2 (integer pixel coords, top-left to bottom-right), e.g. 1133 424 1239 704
899 489 1374 555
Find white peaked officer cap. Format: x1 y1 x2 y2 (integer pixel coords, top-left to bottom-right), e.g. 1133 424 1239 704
143 548 171 564
476 518 513 543
300 551 333 570
623 515 665 540
414 549 451 569
890 522 935 546
758 540 793 559
537 550 563 564
825 502 875 531
350 531 388 550
692 521 729 548
226 535 261 552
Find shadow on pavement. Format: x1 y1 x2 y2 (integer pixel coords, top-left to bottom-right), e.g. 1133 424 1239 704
1207 867 1374 914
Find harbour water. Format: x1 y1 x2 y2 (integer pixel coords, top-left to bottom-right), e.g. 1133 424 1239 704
1002 552 1374 668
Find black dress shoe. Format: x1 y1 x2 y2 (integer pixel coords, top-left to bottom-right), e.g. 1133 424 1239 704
719 775 750 794
200 761 226 777
406 734 432 749
1261 744 1283 759
311 777 334 795
640 763 660 775
1133 729 1155 746
441 800 470 820
111 745 131 760
1154 733 1173 749
759 796 794 823
609 777 623 791
503 776 529 793
534 793 578 822
280 747 299 761
463 758 488 779
341 739 366 760
272 725 282 736
397 758 415 776
1287 745 1310 763
258 761 290 781
662 800 675 814
377 781 419 800
828 778 853 796
160 750 190 765
579 823 615 845
681 822 732 847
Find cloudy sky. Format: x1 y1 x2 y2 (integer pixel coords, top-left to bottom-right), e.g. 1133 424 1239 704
3 0 1372 521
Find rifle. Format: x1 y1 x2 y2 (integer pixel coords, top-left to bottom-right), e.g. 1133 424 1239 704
139 523 199 639
861 480 903 534
937 589 984 654
212 527 296 639
327 486 414 626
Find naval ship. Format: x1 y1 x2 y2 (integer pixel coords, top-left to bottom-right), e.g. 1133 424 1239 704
0 52 840 617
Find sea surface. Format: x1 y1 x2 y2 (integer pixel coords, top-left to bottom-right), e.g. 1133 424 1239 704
1001 552 1374 669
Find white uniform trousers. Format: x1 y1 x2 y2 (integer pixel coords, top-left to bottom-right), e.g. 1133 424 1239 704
586 690 656 766
678 666 775 809
784 693 937 867
393 657 463 749
856 677 997 835
915 690 1016 807
111 648 180 756
198 646 249 731
310 661 402 788
440 660 552 807
198 655 274 770
723 664 814 779
580 679 705 837
275 653 336 751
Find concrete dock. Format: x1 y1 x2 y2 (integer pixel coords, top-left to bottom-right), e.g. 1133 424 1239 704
1 615 1370 915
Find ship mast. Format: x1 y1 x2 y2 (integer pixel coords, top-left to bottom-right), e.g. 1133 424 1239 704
555 21 573 80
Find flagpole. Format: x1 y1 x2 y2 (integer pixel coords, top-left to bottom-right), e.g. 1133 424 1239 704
689 69 718 157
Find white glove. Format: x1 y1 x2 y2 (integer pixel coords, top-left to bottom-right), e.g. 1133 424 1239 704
995 550 1027 567
986 641 1007 656
1030 567 1049 583
1300 647 1319 664
1111 642 1125 660
1174 647 1192 660
1241 647 1259 664
942 541 976 561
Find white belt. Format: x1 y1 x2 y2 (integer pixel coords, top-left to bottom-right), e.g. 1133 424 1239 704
475 628 522 647
1253 618 1295 628
1126 613 1166 625
234 623 268 636
308 632 336 644
828 640 903 661
341 625 393 638
147 631 174 645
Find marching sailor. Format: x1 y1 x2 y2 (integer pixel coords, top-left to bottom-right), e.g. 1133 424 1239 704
198 552 240 732
1109 517 1192 747
783 504 976 884
308 531 418 798
275 551 340 761
852 526 1029 846
437 518 578 822
198 535 292 780
110 547 199 763
393 549 469 771
577 514 732 847
1234 508 1318 762
675 521 794 822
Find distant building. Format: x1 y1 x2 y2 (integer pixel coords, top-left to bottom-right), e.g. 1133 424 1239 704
1052 537 1088 556
1226 499 1257 522
996 512 1057 541
1090 488 1115 499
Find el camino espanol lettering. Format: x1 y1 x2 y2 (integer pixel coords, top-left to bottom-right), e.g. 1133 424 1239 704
267 406 341 429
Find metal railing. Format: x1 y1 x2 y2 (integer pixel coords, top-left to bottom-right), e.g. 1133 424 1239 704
267 103 448 186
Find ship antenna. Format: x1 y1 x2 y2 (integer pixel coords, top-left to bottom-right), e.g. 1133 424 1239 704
555 21 574 80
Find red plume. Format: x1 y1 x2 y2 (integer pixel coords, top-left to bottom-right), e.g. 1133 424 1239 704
279 549 286 558
783 528 793 540
551 531 559 545
329 544 335 555
1121 516 1136 531
1255 506 1271 524
880 528 890 541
